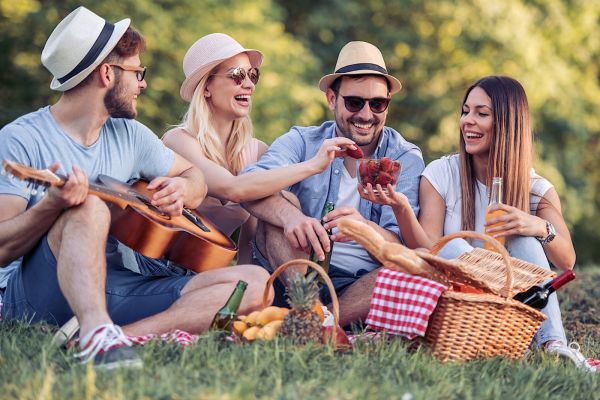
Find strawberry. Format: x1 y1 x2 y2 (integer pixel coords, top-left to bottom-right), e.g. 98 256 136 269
379 157 393 173
345 145 364 159
376 171 394 186
391 161 401 174
358 160 369 178
367 159 379 175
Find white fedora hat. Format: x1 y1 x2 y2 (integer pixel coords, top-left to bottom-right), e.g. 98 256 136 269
318 41 402 94
180 33 263 102
42 6 130 91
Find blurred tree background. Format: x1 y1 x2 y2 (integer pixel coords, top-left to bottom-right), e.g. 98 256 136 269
1 0 599 264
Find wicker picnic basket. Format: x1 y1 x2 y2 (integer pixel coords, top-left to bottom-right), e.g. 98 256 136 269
261 259 345 346
419 231 550 362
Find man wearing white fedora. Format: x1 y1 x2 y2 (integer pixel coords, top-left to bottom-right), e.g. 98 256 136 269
242 41 424 326
0 6 271 369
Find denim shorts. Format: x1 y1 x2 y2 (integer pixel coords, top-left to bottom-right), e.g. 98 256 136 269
1 235 193 327
250 241 367 306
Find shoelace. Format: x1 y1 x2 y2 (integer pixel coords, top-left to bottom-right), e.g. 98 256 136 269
75 324 132 364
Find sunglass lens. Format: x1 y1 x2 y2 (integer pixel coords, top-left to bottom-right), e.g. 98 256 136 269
230 68 245 85
344 97 366 112
248 68 260 84
136 67 146 82
369 98 389 113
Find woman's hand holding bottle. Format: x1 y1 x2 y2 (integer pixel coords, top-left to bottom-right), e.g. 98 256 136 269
485 203 549 239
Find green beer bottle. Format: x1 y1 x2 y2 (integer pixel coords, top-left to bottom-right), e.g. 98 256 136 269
210 280 247 332
309 201 335 273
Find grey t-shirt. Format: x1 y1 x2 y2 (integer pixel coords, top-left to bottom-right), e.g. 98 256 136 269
0 106 175 294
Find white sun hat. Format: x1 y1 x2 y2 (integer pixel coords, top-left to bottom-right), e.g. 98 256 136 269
41 6 130 91
180 33 263 102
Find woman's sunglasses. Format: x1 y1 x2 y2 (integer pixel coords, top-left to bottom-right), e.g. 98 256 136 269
211 67 260 85
341 95 391 113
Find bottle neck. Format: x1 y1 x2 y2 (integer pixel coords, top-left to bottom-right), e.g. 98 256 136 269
544 270 576 294
222 280 247 312
489 177 503 206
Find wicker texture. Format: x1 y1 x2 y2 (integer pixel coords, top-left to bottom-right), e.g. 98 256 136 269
422 231 547 362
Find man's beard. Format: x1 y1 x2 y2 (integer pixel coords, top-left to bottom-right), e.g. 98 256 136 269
104 82 136 119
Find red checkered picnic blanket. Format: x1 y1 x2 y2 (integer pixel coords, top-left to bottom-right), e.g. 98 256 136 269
366 268 447 339
128 330 199 347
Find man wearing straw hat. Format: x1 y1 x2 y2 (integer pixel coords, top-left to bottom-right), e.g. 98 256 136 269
0 6 270 369
243 41 424 325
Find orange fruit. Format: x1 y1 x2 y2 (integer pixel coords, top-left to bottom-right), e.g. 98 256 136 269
242 326 260 342
233 320 248 336
313 302 325 322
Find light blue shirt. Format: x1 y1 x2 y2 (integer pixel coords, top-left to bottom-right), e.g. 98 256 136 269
242 121 424 242
0 106 175 296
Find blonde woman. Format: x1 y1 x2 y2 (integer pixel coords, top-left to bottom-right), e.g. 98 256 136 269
364 76 596 370
163 33 355 264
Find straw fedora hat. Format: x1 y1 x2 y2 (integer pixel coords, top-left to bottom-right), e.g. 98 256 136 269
318 41 402 94
180 33 263 102
41 6 130 92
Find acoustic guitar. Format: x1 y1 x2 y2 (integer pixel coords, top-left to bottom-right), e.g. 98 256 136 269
2 160 237 272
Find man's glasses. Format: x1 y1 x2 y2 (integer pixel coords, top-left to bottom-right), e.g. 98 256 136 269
108 64 147 81
211 67 260 85
341 95 391 113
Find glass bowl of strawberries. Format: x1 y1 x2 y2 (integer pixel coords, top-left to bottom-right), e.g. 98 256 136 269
357 157 401 195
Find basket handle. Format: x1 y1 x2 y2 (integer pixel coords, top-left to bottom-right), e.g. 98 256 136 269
429 231 514 297
262 259 340 332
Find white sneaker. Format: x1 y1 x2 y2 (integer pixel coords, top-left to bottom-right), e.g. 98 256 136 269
545 341 600 372
75 324 142 370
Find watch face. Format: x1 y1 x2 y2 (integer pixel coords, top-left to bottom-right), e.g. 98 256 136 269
545 221 556 243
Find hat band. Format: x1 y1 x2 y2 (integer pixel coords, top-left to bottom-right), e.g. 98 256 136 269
335 63 387 75
57 21 115 84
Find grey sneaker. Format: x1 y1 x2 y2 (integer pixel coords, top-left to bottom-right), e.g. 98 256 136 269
75 324 143 370
546 341 599 373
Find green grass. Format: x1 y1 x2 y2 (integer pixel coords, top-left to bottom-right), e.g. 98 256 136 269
2 269 600 400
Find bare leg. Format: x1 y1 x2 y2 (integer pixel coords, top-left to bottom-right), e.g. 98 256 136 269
122 265 273 335
47 195 113 339
255 191 307 282
336 268 379 327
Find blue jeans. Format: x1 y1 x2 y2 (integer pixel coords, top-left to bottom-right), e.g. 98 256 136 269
438 236 567 347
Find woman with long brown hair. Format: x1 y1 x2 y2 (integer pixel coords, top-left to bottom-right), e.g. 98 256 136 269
364 76 596 370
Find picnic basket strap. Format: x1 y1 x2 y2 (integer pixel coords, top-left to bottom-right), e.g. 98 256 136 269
429 231 515 297
261 259 340 329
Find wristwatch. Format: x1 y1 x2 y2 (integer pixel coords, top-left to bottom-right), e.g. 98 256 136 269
536 220 556 245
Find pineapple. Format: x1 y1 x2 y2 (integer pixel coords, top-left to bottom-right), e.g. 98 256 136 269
281 271 323 344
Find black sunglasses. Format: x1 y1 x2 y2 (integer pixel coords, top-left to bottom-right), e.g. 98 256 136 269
211 66 260 85
341 95 391 113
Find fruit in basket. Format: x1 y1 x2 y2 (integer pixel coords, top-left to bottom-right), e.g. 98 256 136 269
233 320 248 335
281 272 323 344
256 306 289 326
358 157 401 193
244 310 261 326
242 326 261 341
257 320 284 341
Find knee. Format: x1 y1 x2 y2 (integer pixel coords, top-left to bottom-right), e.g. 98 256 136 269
280 191 301 209
506 236 549 268
238 266 272 311
63 195 110 226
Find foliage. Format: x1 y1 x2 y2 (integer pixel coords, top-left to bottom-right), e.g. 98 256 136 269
1 269 600 399
1 0 599 263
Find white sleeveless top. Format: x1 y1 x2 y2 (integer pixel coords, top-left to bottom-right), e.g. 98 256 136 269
422 154 552 244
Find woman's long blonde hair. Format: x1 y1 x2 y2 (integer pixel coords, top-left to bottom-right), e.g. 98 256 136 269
178 67 253 175
459 76 533 231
